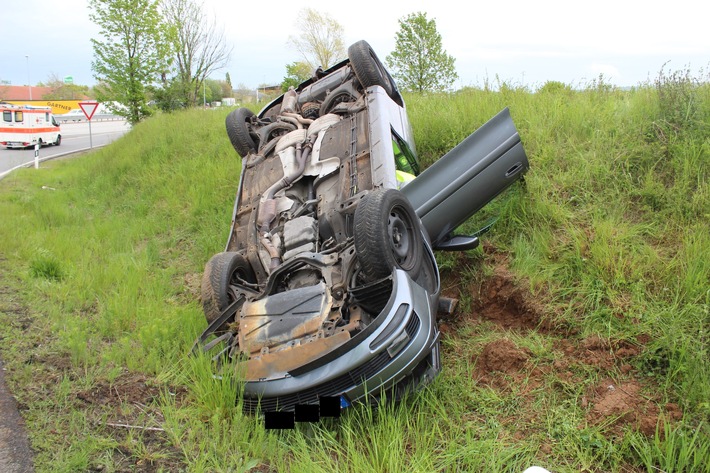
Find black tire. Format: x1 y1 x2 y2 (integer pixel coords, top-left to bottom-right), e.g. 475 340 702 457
319 90 357 116
37 139 43 148
54 135 61 146
225 108 257 157
257 121 295 149
348 40 394 97
301 102 320 119
354 188 423 280
201 252 256 331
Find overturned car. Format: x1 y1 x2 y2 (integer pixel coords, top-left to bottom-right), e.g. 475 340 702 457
194 40 529 414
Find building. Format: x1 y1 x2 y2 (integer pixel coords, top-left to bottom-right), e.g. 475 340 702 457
0 85 95 115
0 85 55 101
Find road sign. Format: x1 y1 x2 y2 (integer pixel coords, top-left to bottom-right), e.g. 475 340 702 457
63 76 74 84
78 101 99 121
78 101 99 149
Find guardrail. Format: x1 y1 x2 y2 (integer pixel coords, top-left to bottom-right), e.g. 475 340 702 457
0 144 111 180
55 113 124 123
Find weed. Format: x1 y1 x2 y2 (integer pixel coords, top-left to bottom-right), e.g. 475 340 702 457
29 248 64 281
628 420 710 472
654 63 709 137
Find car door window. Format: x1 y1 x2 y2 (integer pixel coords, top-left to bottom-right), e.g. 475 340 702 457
391 130 420 176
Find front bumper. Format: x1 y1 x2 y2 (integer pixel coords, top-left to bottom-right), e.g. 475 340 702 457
242 267 441 413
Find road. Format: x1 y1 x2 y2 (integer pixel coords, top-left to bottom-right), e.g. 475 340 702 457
0 120 131 178
0 360 33 473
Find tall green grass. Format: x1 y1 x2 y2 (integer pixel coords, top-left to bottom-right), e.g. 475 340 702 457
0 68 708 471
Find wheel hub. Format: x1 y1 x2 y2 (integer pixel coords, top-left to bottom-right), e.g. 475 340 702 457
388 212 411 261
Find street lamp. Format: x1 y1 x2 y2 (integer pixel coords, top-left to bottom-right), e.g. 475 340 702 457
25 55 31 100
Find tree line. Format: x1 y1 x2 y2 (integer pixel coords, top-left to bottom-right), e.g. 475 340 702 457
89 0 231 124
89 0 458 124
283 11 457 95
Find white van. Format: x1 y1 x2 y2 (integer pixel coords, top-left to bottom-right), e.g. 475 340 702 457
0 104 62 149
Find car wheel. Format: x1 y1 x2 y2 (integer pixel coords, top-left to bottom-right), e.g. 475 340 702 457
54 135 61 146
319 90 357 115
301 102 320 119
354 188 423 280
37 139 43 148
201 252 255 331
348 40 394 97
225 108 257 157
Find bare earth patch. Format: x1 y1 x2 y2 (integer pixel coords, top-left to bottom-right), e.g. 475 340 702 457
439 249 680 442
76 372 164 407
73 371 186 472
588 379 659 436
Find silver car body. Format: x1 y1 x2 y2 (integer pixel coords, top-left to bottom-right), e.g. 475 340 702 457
195 41 528 414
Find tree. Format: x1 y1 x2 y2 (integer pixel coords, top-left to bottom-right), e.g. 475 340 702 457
39 73 91 100
149 78 188 111
281 61 312 91
89 0 171 124
385 12 458 93
224 72 233 97
162 0 232 107
205 79 223 103
287 8 345 70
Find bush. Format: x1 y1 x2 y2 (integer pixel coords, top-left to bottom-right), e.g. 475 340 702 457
653 62 710 141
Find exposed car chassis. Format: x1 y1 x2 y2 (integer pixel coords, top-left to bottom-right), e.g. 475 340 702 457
193 40 529 415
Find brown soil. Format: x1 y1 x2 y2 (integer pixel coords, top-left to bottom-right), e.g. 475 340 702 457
476 338 531 373
440 248 678 440
73 371 187 472
76 373 165 407
472 266 543 330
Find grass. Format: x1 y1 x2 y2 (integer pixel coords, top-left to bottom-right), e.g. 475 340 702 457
0 67 708 472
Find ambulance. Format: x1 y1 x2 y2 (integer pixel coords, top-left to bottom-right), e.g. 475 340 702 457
0 103 62 149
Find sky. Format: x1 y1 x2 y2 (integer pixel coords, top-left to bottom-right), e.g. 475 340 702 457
1 0 708 91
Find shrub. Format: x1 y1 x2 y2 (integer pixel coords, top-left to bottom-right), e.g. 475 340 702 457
653 62 710 141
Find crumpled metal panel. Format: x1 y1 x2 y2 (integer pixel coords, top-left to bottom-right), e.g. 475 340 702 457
239 282 332 355
245 330 351 380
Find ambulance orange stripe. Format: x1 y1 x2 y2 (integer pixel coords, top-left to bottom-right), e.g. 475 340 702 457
0 109 49 114
0 127 58 134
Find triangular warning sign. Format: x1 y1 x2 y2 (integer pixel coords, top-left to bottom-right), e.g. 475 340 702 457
78 101 99 121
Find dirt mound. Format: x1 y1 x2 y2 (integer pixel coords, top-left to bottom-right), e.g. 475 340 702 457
472 267 542 330
439 249 677 442
439 263 548 332
587 379 660 437
473 338 537 393
476 338 531 374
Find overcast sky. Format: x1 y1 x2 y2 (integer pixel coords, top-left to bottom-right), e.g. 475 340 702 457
1 0 708 91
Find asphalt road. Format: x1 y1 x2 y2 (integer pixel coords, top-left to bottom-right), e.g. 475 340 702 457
0 120 131 178
0 360 34 473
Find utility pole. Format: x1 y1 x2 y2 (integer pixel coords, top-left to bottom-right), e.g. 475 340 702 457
25 55 31 100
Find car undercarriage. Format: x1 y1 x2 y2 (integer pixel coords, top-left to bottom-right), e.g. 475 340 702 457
193 40 529 415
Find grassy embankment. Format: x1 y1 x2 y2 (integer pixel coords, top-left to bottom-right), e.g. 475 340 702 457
0 68 708 472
